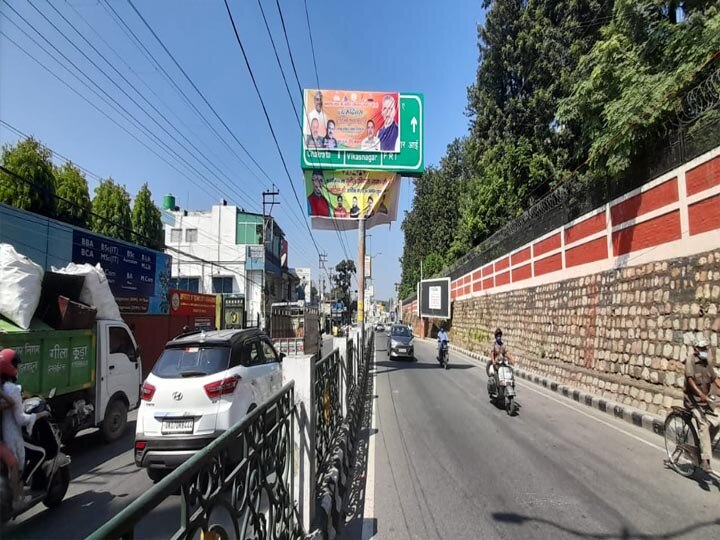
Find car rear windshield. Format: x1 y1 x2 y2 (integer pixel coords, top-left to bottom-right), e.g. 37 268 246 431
391 326 411 337
152 346 231 379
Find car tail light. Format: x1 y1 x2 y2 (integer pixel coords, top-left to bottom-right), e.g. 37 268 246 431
141 381 156 401
204 375 241 399
135 441 146 450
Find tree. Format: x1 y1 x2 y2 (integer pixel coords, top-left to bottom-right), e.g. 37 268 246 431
91 178 132 241
558 0 720 180
54 162 91 228
0 137 56 217
332 259 356 311
131 183 164 250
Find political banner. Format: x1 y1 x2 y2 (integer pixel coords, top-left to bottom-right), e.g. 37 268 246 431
303 89 400 153
305 169 400 231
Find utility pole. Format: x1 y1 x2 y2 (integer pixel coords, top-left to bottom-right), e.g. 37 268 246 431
358 216 366 355
318 252 328 302
260 186 279 331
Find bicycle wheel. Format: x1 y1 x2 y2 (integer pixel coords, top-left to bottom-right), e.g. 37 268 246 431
664 412 699 477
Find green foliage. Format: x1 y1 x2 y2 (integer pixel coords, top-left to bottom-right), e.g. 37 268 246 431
0 137 56 217
91 178 132 241
559 0 720 179
131 183 164 250
332 259 357 308
54 162 91 228
399 138 467 298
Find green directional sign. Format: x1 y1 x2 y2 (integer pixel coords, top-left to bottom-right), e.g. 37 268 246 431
301 93 424 176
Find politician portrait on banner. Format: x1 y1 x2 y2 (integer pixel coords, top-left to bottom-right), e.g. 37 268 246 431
303 89 400 153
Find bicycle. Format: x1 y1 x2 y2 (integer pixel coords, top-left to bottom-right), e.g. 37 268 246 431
664 405 720 477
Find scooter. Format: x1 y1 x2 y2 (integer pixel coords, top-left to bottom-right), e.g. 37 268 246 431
488 358 519 415
0 394 71 524
438 341 449 369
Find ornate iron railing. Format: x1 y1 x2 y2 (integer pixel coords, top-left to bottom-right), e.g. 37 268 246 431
88 383 302 540
314 347 342 473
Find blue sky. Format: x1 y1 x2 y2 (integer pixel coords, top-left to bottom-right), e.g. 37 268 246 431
0 0 484 301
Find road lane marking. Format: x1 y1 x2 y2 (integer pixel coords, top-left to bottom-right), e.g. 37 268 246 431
362 347 378 540
443 344 667 453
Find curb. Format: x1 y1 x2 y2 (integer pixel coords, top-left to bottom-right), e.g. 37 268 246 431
421 338 668 438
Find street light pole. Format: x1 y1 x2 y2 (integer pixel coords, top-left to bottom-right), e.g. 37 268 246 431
358 216 366 356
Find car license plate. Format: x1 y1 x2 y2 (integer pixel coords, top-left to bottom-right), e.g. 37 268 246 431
161 419 194 434
398 348 406 353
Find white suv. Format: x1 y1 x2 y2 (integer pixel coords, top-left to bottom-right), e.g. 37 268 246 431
134 328 283 482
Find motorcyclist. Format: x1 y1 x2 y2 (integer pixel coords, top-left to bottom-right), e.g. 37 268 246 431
488 328 514 396
437 324 449 362
0 348 50 507
684 337 720 473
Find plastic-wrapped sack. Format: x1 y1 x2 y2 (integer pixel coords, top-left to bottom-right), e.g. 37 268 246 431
51 262 122 321
0 244 44 329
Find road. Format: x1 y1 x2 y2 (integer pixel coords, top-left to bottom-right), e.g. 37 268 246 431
5 334 336 539
346 333 720 540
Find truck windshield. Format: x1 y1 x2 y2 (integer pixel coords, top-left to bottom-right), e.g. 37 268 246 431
152 346 230 379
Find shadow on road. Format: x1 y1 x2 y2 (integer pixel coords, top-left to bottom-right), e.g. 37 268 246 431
64 420 136 479
492 512 720 539
661 460 720 493
373 359 475 375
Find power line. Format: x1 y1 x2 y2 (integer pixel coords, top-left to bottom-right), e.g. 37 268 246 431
255 0 353 262
303 0 320 90
118 0 313 238
25 1 262 215
221 0 325 261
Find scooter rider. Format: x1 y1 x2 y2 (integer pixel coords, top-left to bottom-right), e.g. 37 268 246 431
437 324 449 362
488 328 514 396
0 348 50 508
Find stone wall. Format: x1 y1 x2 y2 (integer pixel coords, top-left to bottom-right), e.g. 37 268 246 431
450 248 720 416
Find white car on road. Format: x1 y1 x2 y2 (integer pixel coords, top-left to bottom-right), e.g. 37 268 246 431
134 328 283 482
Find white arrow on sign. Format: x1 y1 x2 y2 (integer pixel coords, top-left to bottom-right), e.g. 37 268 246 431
410 116 418 134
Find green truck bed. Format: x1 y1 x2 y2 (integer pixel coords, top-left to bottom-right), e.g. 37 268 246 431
0 318 96 397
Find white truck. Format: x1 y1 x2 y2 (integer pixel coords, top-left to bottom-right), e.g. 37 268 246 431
0 318 142 442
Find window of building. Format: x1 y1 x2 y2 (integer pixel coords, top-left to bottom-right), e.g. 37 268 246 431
185 228 198 243
170 228 182 243
212 277 233 294
169 277 200 293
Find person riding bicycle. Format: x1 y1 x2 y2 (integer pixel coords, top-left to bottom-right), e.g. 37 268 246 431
437 324 449 362
488 328 514 397
684 336 720 473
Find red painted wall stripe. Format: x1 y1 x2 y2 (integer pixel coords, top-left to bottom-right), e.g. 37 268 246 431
495 257 510 272
482 276 494 289
689 194 720 236
495 271 510 286
511 263 532 282
511 247 531 266
686 156 720 197
533 233 561 258
612 210 681 256
472 270 481 281
565 212 606 245
463 285 471 295
473 280 482 292
611 178 678 226
534 253 562 276
482 264 493 277
566 237 608 268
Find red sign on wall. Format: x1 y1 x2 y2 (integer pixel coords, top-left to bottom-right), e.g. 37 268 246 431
169 289 217 317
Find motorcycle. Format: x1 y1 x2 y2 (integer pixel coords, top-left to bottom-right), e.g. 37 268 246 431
488 358 519 415
438 341 449 369
0 393 71 524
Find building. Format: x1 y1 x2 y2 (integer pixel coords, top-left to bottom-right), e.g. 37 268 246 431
162 196 299 329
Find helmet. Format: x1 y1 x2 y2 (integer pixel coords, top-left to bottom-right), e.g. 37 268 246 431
0 349 19 379
694 337 709 350
494 328 503 337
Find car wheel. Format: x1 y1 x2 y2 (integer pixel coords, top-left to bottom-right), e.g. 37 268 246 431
101 398 128 443
147 468 170 484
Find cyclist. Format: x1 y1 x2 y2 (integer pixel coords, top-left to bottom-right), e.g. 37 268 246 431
684 336 720 473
